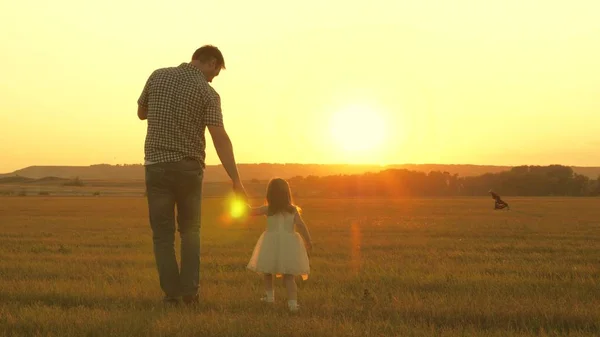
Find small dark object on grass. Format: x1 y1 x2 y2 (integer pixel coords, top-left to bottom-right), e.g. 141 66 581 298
489 190 510 210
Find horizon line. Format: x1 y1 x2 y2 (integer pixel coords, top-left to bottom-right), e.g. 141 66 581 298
3 162 600 175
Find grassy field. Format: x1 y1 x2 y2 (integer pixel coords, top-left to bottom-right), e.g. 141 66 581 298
0 196 599 336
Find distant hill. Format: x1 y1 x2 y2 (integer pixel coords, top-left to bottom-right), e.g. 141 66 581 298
0 176 70 185
0 164 388 182
0 176 35 184
1 163 599 182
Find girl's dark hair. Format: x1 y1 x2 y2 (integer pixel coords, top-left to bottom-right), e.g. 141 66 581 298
266 178 299 216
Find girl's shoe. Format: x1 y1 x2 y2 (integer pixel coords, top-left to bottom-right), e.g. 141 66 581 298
288 303 299 312
260 296 274 303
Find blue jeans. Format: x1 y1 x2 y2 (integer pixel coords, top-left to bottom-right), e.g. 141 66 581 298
145 159 203 300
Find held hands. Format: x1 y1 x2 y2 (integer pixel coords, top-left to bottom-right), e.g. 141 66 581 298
228 181 248 220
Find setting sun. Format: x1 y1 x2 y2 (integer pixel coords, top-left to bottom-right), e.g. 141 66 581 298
330 104 387 154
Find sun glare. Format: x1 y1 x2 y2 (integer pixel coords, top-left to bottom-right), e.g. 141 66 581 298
330 104 387 153
229 196 247 219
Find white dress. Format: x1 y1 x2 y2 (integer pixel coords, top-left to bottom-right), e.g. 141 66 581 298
247 211 310 280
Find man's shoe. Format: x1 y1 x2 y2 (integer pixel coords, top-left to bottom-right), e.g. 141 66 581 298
183 294 199 306
163 297 181 307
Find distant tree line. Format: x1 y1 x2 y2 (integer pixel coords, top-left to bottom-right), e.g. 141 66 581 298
287 165 600 197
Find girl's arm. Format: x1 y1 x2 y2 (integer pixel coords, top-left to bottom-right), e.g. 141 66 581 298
294 211 312 250
248 205 268 216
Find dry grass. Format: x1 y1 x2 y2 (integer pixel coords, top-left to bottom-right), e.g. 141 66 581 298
0 196 599 336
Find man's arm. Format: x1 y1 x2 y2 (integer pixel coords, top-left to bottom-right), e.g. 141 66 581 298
203 90 246 198
207 125 246 197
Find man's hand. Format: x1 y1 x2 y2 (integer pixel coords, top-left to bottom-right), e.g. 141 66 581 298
233 180 248 201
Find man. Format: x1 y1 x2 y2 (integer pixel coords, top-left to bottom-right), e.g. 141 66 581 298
137 45 247 306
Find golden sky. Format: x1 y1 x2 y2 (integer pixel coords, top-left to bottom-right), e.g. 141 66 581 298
1 0 599 173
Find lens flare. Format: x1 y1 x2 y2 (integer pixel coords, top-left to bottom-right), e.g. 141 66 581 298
229 197 247 219
351 222 362 275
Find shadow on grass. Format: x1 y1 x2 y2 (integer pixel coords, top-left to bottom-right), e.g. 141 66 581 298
0 291 158 311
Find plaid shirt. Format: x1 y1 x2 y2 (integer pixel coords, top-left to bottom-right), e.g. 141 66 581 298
138 63 224 167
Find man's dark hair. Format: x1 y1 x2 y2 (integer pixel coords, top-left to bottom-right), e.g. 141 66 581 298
192 45 225 69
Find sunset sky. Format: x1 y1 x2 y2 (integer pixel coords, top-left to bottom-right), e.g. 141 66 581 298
1 0 599 173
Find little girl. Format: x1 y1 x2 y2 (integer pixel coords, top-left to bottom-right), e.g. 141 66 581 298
246 178 312 312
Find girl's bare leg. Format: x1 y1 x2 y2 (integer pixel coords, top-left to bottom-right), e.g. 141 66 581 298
283 274 298 311
263 273 274 302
